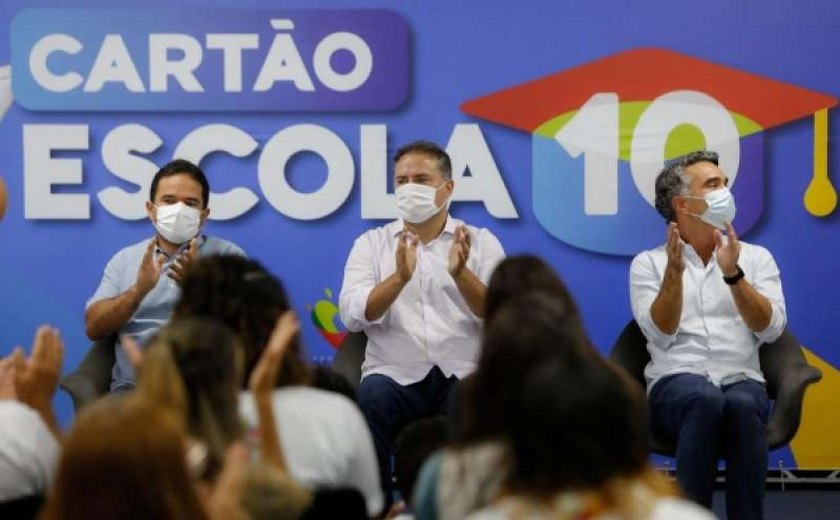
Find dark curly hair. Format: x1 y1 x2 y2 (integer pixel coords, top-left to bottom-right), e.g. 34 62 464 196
483 255 581 325
173 255 311 389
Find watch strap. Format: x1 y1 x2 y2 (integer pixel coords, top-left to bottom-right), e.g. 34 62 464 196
723 264 745 285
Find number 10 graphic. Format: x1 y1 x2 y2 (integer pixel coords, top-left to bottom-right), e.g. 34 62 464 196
534 89 764 255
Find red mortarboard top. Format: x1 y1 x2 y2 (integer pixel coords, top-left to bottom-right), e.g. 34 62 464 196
461 47 838 217
460 47 836 132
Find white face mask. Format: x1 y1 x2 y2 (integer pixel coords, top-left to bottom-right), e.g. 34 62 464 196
684 187 737 230
395 182 449 224
154 202 202 244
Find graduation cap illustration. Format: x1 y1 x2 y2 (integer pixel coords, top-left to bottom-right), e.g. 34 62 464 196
461 47 837 255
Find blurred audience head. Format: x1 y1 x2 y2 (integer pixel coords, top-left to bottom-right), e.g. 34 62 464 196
484 255 580 325
394 416 450 506
42 396 207 520
173 255 310 389
239 464 313 520
137 317 243 481
459 291 602 443
509 360 649 494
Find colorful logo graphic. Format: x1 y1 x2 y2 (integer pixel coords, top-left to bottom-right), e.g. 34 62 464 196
11 8 409 112
306 288 348 349
462 48 838 255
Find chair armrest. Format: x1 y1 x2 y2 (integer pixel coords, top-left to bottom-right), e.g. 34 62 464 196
59 335 116 412
59 373 104 412
766 364 822 449
331 331 367 390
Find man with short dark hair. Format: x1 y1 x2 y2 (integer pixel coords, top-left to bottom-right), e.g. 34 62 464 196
85 159 245 391
339 140 505 504
630 150 786 520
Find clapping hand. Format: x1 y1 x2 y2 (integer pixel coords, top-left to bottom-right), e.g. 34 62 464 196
136 238 166 295
396 228 419 283
715 221 741 277
665 222 684 275
0 326 64 436
13 326 64 412
168 237 199 286
448 225 471 278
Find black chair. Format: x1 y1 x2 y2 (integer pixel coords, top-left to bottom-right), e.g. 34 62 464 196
331 331 367 390
609 320 823 454
59 335 116 412
0 494 44 520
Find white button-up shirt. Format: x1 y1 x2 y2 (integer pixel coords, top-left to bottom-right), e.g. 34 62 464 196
629 239 786 390
339 217 505 385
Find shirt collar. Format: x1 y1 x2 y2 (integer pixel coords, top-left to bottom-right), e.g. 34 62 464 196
155 234 206 257
388 216 458 237
442 215 459 236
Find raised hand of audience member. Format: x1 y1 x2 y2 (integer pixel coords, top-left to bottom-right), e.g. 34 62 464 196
0 354 18 400
10 325 64 436
248 311 300 470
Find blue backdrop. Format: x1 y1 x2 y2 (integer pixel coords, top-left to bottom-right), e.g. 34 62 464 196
1 0 838 469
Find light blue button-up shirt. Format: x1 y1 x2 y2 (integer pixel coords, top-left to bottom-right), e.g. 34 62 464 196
86 235 245 391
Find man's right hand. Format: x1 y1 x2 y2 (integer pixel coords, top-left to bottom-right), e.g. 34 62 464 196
135 238 166 296
396 229 419 283
665 222 685 275
361 229 418 322
649 222 685 336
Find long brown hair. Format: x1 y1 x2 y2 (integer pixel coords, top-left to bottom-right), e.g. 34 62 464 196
41 396 208 520
173 255 311 389
504 359 676 518
457 291 599 444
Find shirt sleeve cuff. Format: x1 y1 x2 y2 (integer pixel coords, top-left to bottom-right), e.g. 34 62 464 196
637 313 678 349
339 286 385 331
754 304 786 344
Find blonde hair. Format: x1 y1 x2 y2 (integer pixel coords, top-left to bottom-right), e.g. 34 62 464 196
138 317 244 481
240 464 314 520
497 469 677 520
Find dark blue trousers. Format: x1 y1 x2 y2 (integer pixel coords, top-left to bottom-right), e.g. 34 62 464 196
357 366 457 503
650 373 770 520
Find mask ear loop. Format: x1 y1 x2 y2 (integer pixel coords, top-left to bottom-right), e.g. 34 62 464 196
435 180 453 213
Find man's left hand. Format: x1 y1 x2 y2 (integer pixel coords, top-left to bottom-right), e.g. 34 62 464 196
167 237 199 286
715 221 741 277
448 225 471 278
